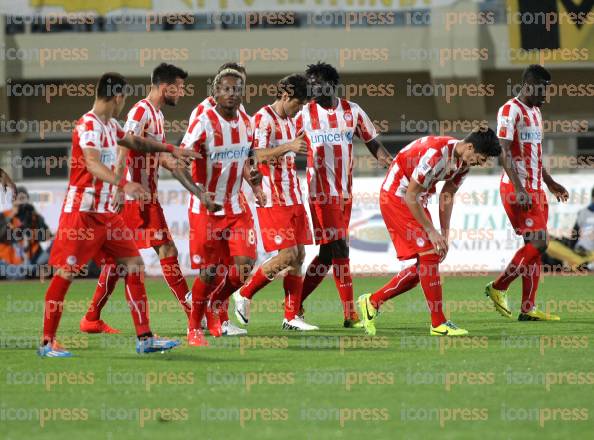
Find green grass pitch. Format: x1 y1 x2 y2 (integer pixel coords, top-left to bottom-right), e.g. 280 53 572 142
1 274 593 439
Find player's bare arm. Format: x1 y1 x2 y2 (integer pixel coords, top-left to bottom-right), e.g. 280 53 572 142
255 132 307 163
83 148 148 201
499 138 532 211
119 132 200 160
243 152 267 207
365 138 393 168
110 146 131 213
405 178 448 258
438 179 461 244
542 168 569 202
160 155 220 212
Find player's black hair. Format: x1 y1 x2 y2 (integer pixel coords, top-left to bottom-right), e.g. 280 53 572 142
277 74 309 101
305 61 340 85
151 63 188 85
522 64 551 84
96 72 128 100
591 186 594 199
464 127 501 157
217 62 246 76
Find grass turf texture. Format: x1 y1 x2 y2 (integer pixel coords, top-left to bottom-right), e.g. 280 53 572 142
1 274 593 439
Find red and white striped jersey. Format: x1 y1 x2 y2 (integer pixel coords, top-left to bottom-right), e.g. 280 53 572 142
382 136 469 205
63 112 126 214
253 105 303 207
497 97 543 191
295 99 377 202
181 108 253 216
124 99 165 198
189 96 249 122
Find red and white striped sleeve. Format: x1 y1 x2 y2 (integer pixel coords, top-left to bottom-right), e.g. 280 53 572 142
77 118 102 149
497 102 520 141
252 111 272 150
124 104 148 136
412 148 444 189
354 104 378 142
181 116 207 151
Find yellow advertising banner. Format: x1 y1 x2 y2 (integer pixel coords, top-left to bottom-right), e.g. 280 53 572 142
507 0 594 63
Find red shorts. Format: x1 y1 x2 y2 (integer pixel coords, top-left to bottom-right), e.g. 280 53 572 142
189 211 257 269
257 204 313 252
310 199 353 245
49 212 139 271
500 182 549 235
122 201 172 249
380 191 434 261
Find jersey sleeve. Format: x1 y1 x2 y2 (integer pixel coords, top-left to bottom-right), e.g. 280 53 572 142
181 117 207 151
497 103 520 141
77 119 102 149
124 105 148 136
294 112 304 136
411 148 444 189
114 119 127 141
252 112 272 150
354 106 378 142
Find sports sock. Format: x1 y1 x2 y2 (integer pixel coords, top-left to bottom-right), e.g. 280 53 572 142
332 258 355 318
240 267 273 299
124 272 151 336
190 277 214 330
283 274 303 320
160 255 191 317
370 264 419 309
85 264 119 321
521 256 541 313
42 275 72 344
493 243 541 291
418 253 447 327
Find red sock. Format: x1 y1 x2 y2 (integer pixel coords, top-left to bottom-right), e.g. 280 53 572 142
419 254 446 327
211 268 243 312
493 243 541 291
219 298 230 323
300 256 330 305
521 256 541 313
190 277 214 330
332 258 355 318
240 267 272 299
160 255 191 317
124 272 151 336
283 274 303 320
85 264 119 321
370 264 419 309
42 275 72 344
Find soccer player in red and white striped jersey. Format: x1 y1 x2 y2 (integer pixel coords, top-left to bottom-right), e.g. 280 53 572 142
233 74 318 331
181 68 266 346
186 62 250 336
296 62 393 327
358 129 502 337
486 65 568 321
81 64 206 334
39 72 199 357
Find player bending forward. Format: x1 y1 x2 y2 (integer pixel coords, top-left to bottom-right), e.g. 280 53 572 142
81 63 207 334
485 64 568 321
38 72 199 357
358 129 501 336
233 74 318 331
181 68 266 347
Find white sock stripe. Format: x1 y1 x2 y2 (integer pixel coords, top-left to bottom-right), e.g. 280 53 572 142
125 285 143 324
383 270 414 295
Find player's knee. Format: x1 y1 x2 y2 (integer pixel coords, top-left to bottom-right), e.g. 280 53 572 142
330 239 349 259
296 246 306 266
281 247 299 266
318 244 333 264
55 268 74 281
156 241 178 259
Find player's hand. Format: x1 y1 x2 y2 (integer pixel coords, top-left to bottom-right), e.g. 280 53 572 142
248 166 263 186
169 146 202 161
547 180 569 203
254 187 267 207
428 228 448 260
289 133 308 154
111 186 125 213
199 191 221 213
0 169 17 202
377 150 393 168
515 187 533 212
123 181 150 202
